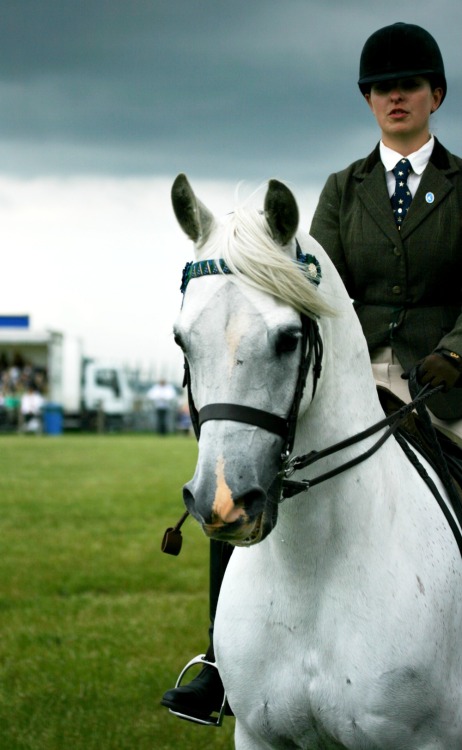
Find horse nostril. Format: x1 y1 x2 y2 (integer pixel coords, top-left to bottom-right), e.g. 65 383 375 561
183 482 266 526
183 486 199 518
237 488 266 516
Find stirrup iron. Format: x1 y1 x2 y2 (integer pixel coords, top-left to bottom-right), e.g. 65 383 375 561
168 654 228 727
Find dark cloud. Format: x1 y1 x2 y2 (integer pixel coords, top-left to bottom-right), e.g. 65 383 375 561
1 0 461 184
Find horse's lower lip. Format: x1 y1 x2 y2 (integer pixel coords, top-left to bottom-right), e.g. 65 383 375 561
202 513 264 546
234 514 263 546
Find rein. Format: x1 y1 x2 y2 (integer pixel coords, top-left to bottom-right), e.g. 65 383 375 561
280 383 444 498
281 378 462 557
179 246 450 499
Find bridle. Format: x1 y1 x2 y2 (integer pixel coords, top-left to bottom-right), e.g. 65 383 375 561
181 239 325 487
180 245 449 503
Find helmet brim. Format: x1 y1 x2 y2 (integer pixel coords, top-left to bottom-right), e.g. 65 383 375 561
358 70 447 103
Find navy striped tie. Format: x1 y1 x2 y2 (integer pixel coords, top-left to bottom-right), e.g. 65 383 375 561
391 158 412 229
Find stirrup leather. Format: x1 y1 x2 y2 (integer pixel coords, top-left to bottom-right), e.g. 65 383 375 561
168 654 228 727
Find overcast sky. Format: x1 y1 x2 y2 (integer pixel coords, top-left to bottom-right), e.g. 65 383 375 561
2 0 461 381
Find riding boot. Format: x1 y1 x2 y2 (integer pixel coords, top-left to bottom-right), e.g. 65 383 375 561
160 539 234 721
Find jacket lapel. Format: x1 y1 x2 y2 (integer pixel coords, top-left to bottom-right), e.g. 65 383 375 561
355 145 400 245
400 141 457 239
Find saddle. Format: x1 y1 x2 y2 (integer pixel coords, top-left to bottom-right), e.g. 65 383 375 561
377 385 462 500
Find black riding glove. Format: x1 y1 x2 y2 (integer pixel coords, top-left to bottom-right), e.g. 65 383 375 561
402 351 462 392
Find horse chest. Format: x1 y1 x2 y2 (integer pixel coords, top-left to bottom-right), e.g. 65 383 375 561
216 545 462 748
224 643 451 749
250 697 350 750
226 649 365 749
216 574 363 745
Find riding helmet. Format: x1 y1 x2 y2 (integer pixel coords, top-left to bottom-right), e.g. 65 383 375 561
358 22 447 103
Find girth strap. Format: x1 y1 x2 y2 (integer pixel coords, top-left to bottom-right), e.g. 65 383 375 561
199 403 288 439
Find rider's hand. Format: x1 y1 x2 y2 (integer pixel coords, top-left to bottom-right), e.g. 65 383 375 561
415 352 462 392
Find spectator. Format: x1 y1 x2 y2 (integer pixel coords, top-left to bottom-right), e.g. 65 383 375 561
20 385 44 433
146 379 177 434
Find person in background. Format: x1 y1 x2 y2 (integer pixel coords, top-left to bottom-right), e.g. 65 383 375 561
20 384 44 433
310 22 462 443
147 379 177 434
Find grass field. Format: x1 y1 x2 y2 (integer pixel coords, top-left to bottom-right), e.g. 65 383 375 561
0 434 236 749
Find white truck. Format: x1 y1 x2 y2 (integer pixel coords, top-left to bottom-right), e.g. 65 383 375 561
0 325 136 431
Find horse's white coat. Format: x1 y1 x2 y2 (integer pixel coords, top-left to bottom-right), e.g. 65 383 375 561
173 179 462 749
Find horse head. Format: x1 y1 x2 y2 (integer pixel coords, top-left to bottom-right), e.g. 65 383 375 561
172 174 332 546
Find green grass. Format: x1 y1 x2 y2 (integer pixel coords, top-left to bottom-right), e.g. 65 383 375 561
0 435 235 749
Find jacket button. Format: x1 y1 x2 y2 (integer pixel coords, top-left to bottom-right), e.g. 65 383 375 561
393 247 401 257
392 285 401 294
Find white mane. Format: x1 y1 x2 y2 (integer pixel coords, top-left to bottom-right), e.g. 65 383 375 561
198 206 334 319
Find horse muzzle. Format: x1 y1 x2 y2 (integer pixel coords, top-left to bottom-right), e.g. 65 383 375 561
183 473 280 546
202 510 265 546
182 425 284 544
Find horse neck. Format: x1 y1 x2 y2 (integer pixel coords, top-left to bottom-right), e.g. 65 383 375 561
301 307 384 445
274 312 393 557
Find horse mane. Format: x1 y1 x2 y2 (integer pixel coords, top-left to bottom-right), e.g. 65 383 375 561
198 205 334 319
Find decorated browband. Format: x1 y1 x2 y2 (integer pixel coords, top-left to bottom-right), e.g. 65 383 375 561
180 240 321 294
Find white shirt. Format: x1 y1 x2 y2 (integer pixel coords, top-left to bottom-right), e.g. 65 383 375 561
147 382 176 408
380 135 435 198
21 391 44 415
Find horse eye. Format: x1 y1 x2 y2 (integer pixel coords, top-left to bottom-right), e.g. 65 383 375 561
276 330 300 355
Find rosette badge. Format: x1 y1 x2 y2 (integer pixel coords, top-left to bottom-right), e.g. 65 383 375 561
296 250 322 286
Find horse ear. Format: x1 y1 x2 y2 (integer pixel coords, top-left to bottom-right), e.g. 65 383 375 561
171 173 215 246
264 179 299 246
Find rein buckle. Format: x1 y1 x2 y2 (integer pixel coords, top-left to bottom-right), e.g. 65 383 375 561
281 455 298 478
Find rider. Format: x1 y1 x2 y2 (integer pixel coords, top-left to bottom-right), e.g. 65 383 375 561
310 22 462 441
161 21 462 722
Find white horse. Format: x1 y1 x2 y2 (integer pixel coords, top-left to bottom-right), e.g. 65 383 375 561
171 173 462 750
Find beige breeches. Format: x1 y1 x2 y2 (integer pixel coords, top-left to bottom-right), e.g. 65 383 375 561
371 347 462 446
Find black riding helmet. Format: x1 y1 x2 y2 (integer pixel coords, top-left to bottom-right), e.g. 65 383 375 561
358 22 447 104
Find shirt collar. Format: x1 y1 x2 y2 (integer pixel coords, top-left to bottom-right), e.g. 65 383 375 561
380 135 435 175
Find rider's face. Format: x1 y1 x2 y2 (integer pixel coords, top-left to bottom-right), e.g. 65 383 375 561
365 76 443 147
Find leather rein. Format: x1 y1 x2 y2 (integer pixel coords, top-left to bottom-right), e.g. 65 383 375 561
182 346 462 558
183 334 448 502
281 382 445 498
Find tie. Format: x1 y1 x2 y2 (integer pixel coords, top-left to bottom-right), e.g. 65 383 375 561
391 158 412 229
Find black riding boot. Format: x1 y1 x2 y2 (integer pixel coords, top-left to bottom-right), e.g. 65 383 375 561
161 539 233 722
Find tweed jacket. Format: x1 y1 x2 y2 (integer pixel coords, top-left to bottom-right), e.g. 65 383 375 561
310 138 462 420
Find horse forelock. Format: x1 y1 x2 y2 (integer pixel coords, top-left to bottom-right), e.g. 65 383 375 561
196 206 334 319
